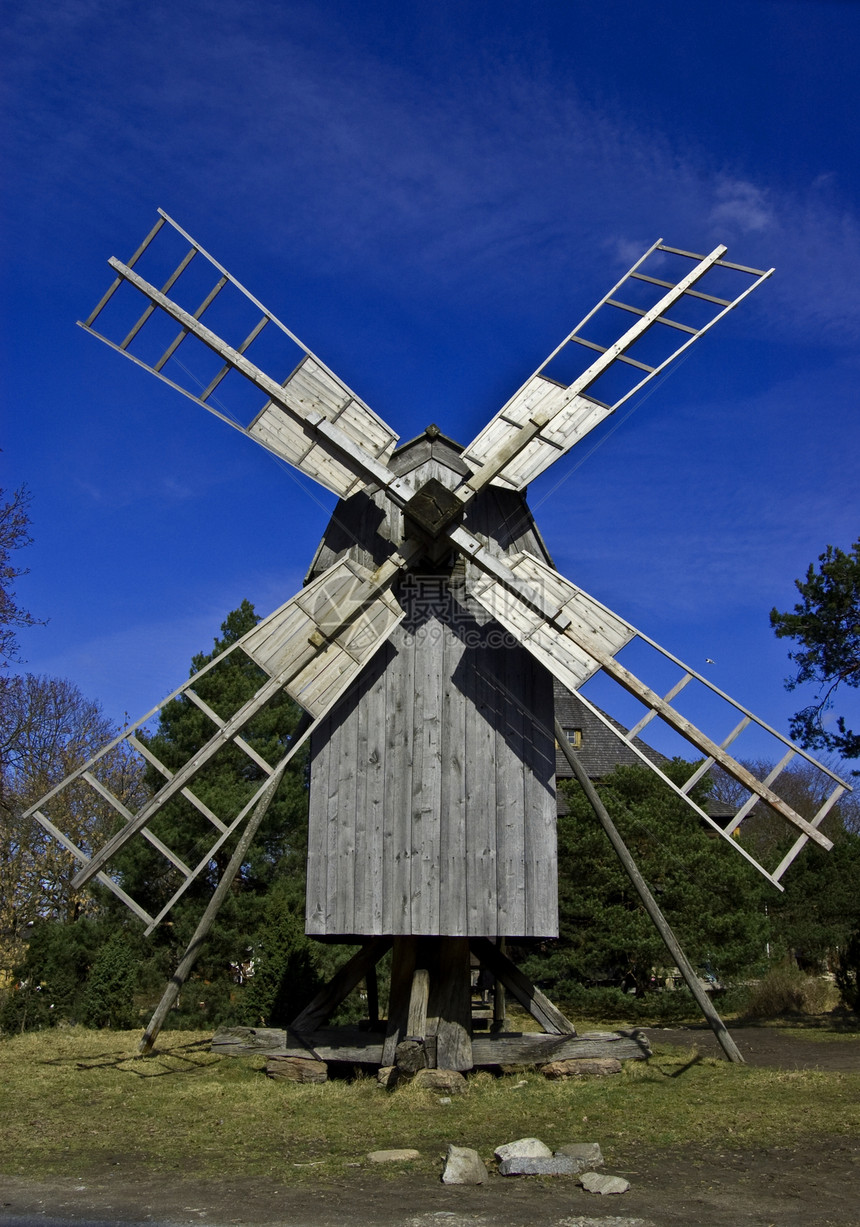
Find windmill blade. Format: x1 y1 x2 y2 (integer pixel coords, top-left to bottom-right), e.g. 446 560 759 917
27 548 414 929
79 211 412 503
460 240 773 494
454 533 850 886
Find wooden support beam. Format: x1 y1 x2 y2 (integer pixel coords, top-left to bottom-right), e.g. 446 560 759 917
556 721 744 1064
365 963 380 1029
406 967 431 1038
492 936 507 1033
426 938 473 1071
382 937 417 1067
470 937 576 1036
212 1026 650 1065
290 937 392 1034
470 1031 650 1064
139 762 288 1054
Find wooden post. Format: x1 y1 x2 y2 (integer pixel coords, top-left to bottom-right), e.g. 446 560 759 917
139 758 290 1055
492 936 507 1032
556 720 744 1064
406 967 431 1037
396 965 431 1073
426 937 473 1070
365 963 380 1028
382 937 417 1066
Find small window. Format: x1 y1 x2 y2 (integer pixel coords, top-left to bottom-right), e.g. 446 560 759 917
562 727 582 748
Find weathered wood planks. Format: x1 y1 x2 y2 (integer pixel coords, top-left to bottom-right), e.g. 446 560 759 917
212 1026 650 1065
305 430 558 939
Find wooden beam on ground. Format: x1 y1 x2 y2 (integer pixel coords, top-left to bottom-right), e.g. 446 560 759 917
470 1031 650 1064
211 1025 649 1065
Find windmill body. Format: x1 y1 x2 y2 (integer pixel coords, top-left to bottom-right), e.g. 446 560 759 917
24 214 852 1067
306 428 557 939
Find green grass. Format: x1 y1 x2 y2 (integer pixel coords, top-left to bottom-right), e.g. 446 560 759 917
1 1027 858 1186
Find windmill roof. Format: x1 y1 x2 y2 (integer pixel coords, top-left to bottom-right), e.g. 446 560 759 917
390 424 471 477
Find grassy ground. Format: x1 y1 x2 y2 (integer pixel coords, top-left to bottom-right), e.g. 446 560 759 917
1 1025 858 1187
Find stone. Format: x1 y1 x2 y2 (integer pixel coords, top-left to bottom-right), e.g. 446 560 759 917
441 1144 487 1185
498 1155 579 1177
376 1065 400 1089
368 1148 421 1163
395 1037 428 1074
265 1055 327 1083
412 1068 468 1094
579 1171 631 1195
554 1219 655 1227
541 1057 622 1079
555 1141 604 1168
494 1137 553 1162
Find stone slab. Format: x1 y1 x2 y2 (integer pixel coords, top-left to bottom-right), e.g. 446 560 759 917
412 1068 468 1094
499 1155 579 1176
579 1171 631 1195
541 1057 622 1079
494 1137 552 1162
556 1141 604 1167
368 1148 421 1163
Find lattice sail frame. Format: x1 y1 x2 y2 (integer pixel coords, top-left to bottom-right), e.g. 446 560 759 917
25 213 851 930
463 548 847 889
460 240 773 493
24 554 408 932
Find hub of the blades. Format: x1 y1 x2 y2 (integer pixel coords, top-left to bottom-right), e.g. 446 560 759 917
403 476 465 540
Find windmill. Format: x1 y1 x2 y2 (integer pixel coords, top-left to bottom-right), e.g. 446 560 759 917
26 213 850 1072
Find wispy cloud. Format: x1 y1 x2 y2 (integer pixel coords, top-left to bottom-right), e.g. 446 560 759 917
7 0 860 346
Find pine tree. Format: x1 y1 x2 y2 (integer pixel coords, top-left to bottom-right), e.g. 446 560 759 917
527 762 769 1001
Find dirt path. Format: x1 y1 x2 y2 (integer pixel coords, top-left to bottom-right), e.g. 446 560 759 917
3 1138 860 1227
3 1028 858 1227
640 1023 860 1072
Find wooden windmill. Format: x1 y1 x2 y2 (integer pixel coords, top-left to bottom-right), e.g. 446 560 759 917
26 213 850 1071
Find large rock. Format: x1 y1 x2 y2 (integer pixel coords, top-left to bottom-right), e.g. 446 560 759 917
541 1057 622 1079
498 1155 579 1177
442 1144 487 1185
412 1068 468 1094
494 1137 552 1162
579 1171 631 1195
556 1141 604 1168
376 1065 400 1089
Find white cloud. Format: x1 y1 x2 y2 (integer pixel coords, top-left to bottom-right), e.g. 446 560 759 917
709 179 774 234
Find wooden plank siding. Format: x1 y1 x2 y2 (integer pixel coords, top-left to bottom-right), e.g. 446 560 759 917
305 429 558 938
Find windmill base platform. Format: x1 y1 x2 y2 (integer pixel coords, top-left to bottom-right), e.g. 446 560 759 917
211 937 651 1073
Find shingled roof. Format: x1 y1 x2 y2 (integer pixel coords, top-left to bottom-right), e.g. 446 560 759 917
553 679 735 823
554 680 668 781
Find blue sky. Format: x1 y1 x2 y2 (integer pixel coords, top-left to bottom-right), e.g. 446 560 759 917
3 0 858 760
